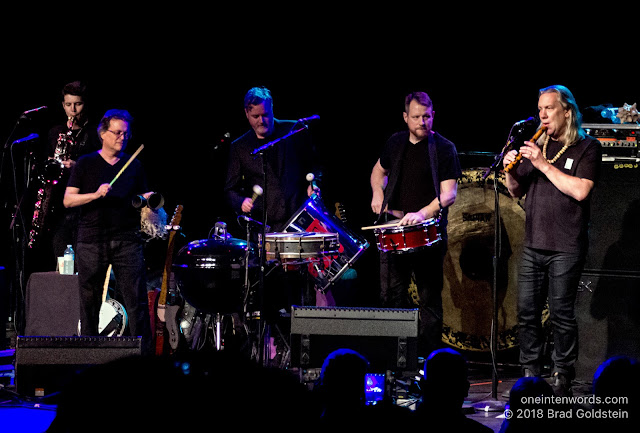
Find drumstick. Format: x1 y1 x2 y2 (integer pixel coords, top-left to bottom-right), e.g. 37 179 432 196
109 144 144 186
361 221 401 230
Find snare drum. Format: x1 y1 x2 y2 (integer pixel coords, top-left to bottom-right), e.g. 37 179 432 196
374 219 440 253
265 232 340 268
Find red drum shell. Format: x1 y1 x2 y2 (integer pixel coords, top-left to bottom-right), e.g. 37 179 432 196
374 219 440 253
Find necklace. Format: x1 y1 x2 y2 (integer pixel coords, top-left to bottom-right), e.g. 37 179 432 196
542 134 570 164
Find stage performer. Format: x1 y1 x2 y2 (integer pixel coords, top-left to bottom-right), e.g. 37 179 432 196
370 91 461 358
224 87 322 362
503 85 601 396
64 109 153 354
224 86 319 233
46 81 101 261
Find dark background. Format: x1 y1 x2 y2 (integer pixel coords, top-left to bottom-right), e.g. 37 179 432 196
1 15 635 310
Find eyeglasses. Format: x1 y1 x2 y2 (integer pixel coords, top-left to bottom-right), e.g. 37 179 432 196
107 130 130 139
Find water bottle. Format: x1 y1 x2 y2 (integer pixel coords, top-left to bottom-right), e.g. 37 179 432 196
63 245 75 275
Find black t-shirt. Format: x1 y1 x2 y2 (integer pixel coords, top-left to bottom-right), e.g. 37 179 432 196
380 130 462 212
514 135 601 254
392 139 436 212
67 151 149 243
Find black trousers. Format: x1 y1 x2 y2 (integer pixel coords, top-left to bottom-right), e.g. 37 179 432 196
77 239 151 354
379 242 447 358
517 246 584 379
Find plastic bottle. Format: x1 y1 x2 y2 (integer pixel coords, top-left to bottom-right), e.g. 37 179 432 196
63 245 75 275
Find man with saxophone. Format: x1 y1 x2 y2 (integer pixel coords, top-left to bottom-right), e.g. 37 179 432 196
370 91 461 359
502 85 601 396
37 81 100 261
64 109 153 354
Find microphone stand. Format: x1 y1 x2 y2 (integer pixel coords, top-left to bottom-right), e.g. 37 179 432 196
252 123 310 367
474 132 517 412
257 149 268 366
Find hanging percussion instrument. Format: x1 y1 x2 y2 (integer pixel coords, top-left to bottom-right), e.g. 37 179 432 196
440 168 536 352
283 193 370 293
172 237 258 314
265 232 340 270
372 219 440 253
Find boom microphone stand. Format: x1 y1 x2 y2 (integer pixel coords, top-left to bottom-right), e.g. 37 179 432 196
250 121 313 366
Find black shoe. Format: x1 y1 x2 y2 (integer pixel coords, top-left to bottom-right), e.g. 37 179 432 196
550 372 572 397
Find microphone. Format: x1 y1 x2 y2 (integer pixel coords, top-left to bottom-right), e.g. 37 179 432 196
7 133 39 149
21 106 48 116
250 185 263 204
213 132 231 151
297 114 320 124
514 117 537 127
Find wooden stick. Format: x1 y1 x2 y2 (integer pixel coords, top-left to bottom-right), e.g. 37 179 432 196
361 221 401 230
109 144 144 186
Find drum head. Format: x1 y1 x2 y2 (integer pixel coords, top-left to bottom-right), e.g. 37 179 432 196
441 168 525 351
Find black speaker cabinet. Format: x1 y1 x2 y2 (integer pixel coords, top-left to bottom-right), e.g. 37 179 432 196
15 336 142 398
584 159 640 273
24 272 81 336
575 273 640 382
290 306 419 372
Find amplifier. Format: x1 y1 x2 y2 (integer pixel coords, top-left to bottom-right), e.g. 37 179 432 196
583 123 639 157
290 306 418 372
16 336 141 398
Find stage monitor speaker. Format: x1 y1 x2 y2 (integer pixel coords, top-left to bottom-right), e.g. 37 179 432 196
15 336 142 398
575 273 640 382
584 159 640 273
290 306 419 372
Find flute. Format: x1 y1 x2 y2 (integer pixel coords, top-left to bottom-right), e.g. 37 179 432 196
504 126 547 173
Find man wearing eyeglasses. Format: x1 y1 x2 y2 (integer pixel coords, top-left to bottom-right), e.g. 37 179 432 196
64 109 153 353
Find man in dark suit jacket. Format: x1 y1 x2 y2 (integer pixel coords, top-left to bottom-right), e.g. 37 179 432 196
224 86 317 232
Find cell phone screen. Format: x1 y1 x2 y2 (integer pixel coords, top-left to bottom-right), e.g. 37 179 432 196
365 373 385 405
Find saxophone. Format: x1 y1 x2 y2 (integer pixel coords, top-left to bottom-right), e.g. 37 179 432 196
28 117 75 248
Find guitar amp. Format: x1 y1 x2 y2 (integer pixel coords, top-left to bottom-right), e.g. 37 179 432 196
583 123 639 157
290 306 419 372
